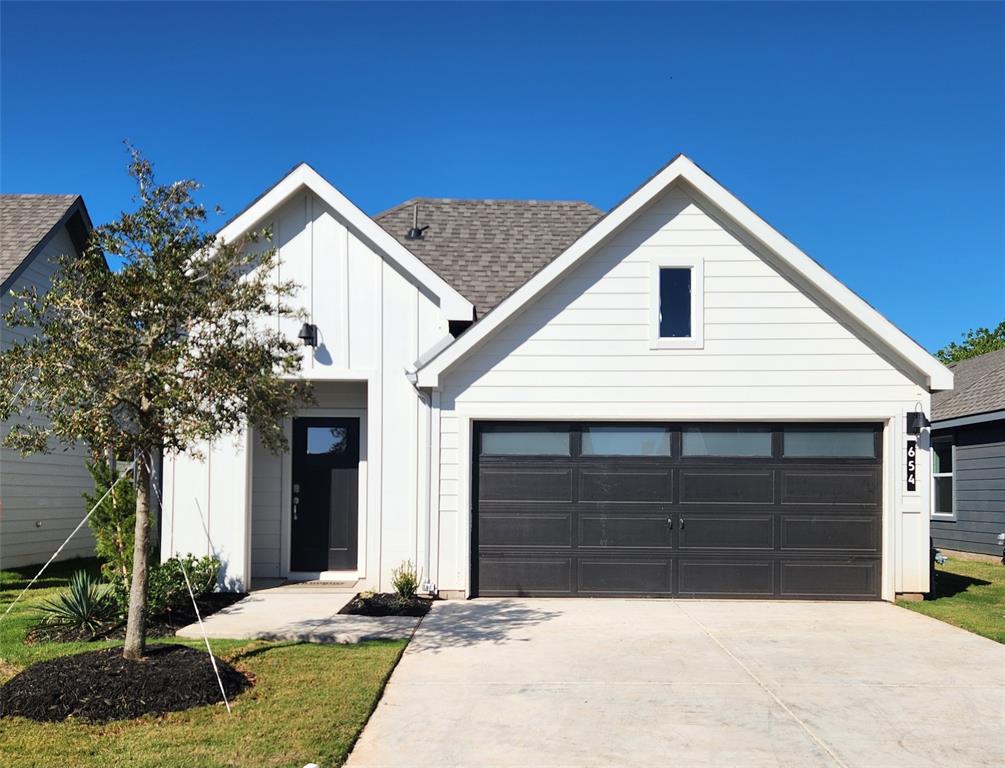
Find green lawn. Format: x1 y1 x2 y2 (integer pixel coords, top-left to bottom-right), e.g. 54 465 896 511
1 558 406 768
898 558 1005 644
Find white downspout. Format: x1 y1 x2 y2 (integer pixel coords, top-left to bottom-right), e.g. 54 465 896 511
406 366 436 595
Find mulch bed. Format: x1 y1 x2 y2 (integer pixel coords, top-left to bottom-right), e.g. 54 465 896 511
0 644 251 723
26 593 246 644
339 592 432 617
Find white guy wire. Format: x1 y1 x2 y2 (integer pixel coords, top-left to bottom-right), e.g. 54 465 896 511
192 497 216 559
3 379 28 414
178 558 231 714
143 452 232 714
1 459 136 618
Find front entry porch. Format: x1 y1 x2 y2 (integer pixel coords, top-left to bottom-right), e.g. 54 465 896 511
250 381 369 585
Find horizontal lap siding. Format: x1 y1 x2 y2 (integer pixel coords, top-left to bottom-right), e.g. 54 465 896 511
1 228 94 569
436 185 930 593
931 422 1005 556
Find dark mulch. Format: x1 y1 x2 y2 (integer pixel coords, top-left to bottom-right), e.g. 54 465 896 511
0 644 251 723
26 593 247 644
339 592 432 617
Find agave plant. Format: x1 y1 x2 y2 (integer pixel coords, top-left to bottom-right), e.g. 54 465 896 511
34 569 117 636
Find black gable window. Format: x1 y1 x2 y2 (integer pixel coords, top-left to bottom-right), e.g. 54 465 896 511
650 258 703 350
659 268 691 338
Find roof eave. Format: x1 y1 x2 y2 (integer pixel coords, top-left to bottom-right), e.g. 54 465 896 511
932 408 1005 430
218 164 474 321
0 195 93 294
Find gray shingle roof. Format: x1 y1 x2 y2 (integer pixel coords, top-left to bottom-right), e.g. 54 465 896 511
0 194 80 287
375 198 604 314
932 348 1005 421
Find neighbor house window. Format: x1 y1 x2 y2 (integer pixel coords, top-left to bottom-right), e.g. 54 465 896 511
932 437 955 520
650 257 703 349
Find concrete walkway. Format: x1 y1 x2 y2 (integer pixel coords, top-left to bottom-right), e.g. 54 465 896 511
175 586 418 643
347 599 1005 768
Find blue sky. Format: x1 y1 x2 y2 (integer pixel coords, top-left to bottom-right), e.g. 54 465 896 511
2 2 1002 351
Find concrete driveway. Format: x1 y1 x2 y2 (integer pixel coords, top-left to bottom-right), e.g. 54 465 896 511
346 599 1005 768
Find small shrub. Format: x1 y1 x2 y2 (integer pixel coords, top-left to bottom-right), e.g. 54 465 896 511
148 554 221 615
33 570 116 637
84 459 138 598
391 560 420 600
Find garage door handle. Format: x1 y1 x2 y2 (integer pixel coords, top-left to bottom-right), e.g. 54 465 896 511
680 517 685 530
667 517 673 528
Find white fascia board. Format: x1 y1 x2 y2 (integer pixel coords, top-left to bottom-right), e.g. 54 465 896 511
677 159 953 392
416 155 953 391
217 164 474 321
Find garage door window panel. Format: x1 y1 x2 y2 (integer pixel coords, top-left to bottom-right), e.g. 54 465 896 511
783 426 878 458
581 426 671 456
682 426 772 458
480 424 571 456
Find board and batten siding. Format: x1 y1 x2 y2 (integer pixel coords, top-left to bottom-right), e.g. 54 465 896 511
930 421 1005 556
1 226 95 569
161 190 448 590
250 381 367 579
434 183 933 599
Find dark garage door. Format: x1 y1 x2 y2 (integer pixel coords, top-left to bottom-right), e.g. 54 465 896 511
473 422 883 599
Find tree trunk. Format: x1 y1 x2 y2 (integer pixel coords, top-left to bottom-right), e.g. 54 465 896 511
123 457 152 660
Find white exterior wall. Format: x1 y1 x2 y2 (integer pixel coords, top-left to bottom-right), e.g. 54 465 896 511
161 190 449 590
0 227 95 569
434 185 932 600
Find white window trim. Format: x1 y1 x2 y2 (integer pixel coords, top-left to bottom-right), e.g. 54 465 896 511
931 436 956 521
650 256 704 350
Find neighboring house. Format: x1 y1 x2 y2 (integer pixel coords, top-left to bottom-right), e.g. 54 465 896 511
0 194 95 569
160 156 953 600
929 348 1005 558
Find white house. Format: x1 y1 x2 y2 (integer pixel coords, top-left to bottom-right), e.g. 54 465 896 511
160 156 952 601
1 194 95 569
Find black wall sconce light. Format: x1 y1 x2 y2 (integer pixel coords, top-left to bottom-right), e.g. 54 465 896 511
298 322 318 348
906 410 931 435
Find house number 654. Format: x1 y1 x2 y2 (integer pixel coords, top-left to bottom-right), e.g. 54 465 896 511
906 440 917 492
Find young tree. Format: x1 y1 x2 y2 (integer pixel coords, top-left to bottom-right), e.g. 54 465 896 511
935 319 1005 364
0 149 307 660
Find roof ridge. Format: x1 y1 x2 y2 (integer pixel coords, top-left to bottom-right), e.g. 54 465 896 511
947 346 1005 369
374 197 602 218
0 193 79 200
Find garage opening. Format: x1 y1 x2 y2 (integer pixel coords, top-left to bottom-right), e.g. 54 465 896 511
472 422 883 599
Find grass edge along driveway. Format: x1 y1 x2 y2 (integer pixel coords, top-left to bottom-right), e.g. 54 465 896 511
898 558 1005 644
1 559 406 768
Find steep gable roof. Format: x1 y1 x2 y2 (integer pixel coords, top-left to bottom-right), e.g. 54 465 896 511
933 348 1005 422
375 198 602 314
415 154 953 391
0 194 90 291
217 164 474 321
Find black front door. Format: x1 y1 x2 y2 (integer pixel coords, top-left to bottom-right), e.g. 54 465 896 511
291 417 360 572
